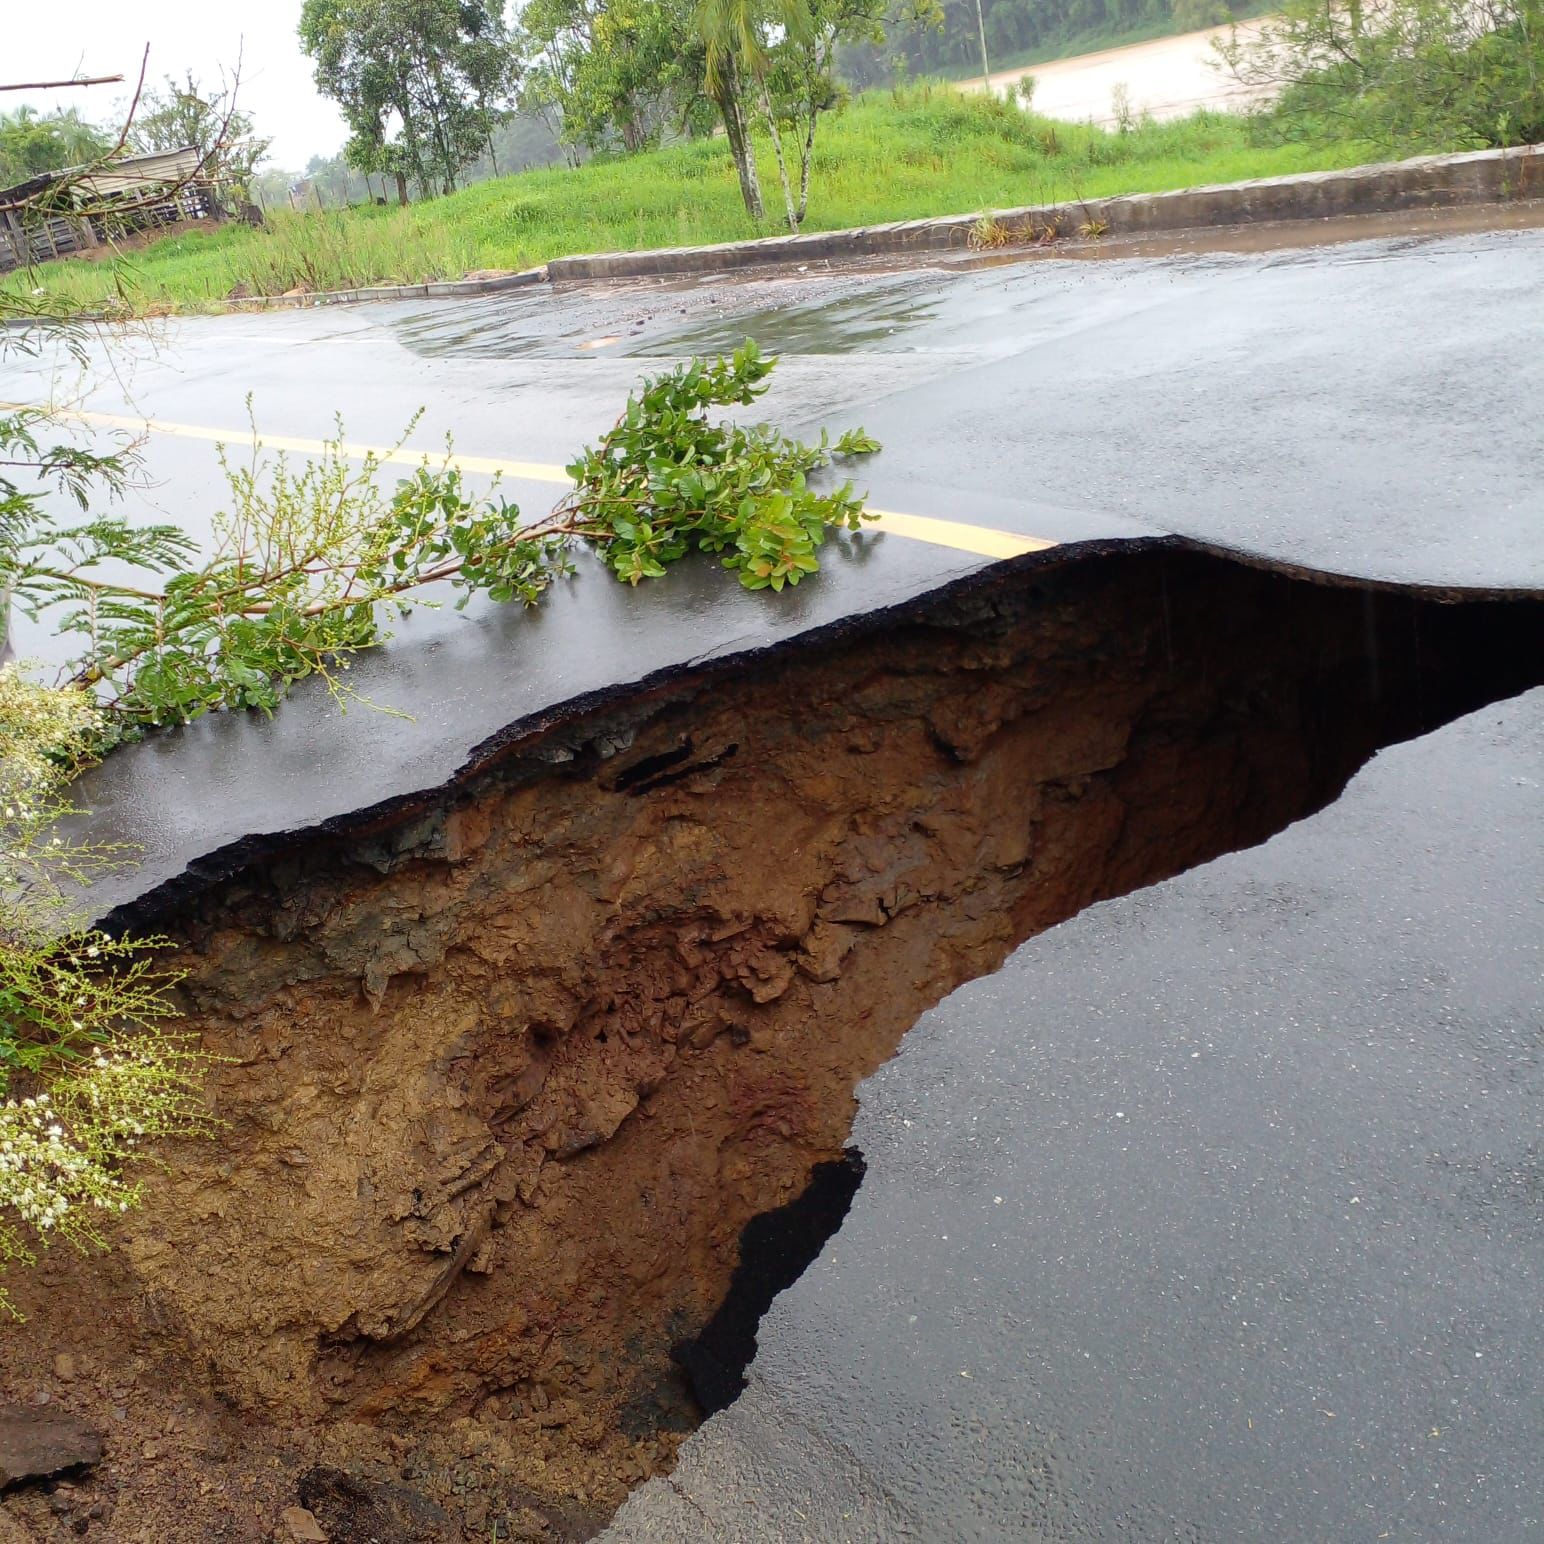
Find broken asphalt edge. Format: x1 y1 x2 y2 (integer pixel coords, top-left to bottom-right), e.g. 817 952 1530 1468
87 529 1544 940
88 534 1167 935
222 142 1542 310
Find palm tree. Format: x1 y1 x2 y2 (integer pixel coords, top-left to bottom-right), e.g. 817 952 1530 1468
696 0 811 231
0 107 111 185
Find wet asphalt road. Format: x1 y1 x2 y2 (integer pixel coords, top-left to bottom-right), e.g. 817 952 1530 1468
7 222 1540 915
3 224 1541 1539
8 221 1541 595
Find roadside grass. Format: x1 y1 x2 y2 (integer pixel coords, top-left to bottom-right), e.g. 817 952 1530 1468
6 88 1377 314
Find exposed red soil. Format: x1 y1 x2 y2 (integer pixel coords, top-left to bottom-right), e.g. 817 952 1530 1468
0 550 1535 1542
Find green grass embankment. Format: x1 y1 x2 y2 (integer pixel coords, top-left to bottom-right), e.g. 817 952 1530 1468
10 88 1375 315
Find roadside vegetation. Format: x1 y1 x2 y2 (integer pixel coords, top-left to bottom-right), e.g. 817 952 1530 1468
9 93 1374 312
1221 0 1543 149
4 0 1538 316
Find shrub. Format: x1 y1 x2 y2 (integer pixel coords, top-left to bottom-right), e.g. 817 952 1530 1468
1221 0 1544 150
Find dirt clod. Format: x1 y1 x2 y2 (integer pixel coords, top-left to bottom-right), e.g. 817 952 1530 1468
0 1409 101 1490
278 1508 328 1543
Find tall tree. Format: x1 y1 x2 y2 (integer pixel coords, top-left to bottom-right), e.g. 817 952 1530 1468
709 48 765 221
300 0 519 202
697 0 809 227
697 0 905 228
773 0 910 222
519 0 699 153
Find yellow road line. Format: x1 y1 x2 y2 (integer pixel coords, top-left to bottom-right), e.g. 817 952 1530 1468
36 405 566 484
871 509 1052 559
14 403 1059 561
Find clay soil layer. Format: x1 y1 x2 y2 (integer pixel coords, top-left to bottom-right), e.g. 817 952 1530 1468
1 548 1539 1543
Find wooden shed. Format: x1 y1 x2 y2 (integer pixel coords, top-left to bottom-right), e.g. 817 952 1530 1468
0 146 212 272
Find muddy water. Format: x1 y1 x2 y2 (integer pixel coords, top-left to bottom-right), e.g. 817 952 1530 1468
960 21 1272 124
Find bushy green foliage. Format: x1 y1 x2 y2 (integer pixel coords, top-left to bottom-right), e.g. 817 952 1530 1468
1222 0 1544 149
300 0 519 199
3 341 878 731
126 73 272 197
565 344 879 588
0 665 208 1316
0 108 112 188
519 0 706 154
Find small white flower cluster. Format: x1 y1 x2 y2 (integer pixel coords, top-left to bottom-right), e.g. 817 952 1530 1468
0 1092 128 1236
0 1036 196 1253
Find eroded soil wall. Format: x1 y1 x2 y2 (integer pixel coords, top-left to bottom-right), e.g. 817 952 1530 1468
3 550 1538 1542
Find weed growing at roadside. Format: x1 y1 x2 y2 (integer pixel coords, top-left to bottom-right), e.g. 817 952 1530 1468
969 213 1012 248
0 665 208 1317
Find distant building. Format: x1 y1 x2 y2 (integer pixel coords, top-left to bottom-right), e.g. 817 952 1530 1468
0 146 212 272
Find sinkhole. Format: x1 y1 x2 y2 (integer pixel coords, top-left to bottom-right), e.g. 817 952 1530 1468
8 545 1541 1542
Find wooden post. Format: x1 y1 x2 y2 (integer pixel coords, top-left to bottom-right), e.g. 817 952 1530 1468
0 209 26 271
974 0 991 91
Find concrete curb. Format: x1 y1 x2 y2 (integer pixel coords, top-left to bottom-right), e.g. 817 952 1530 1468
226 264 549 312
548 142 1542 281
221 142 1539 308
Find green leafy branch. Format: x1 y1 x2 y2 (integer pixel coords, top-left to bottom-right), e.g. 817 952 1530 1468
3 339 880 731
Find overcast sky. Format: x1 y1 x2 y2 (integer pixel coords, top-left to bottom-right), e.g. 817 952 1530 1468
4 0 350 170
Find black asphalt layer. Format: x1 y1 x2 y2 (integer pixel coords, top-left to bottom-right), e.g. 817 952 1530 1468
606 688 1544 1543
5 224 1538 918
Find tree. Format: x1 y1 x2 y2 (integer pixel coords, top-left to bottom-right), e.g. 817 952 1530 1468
697 0 914 229
1217 0 1544 149
706 43 766 221
0 107 111 187
774 0 914 223
126 73 271 201
696 0 810 227
300 0 520 202
518 0 700 154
